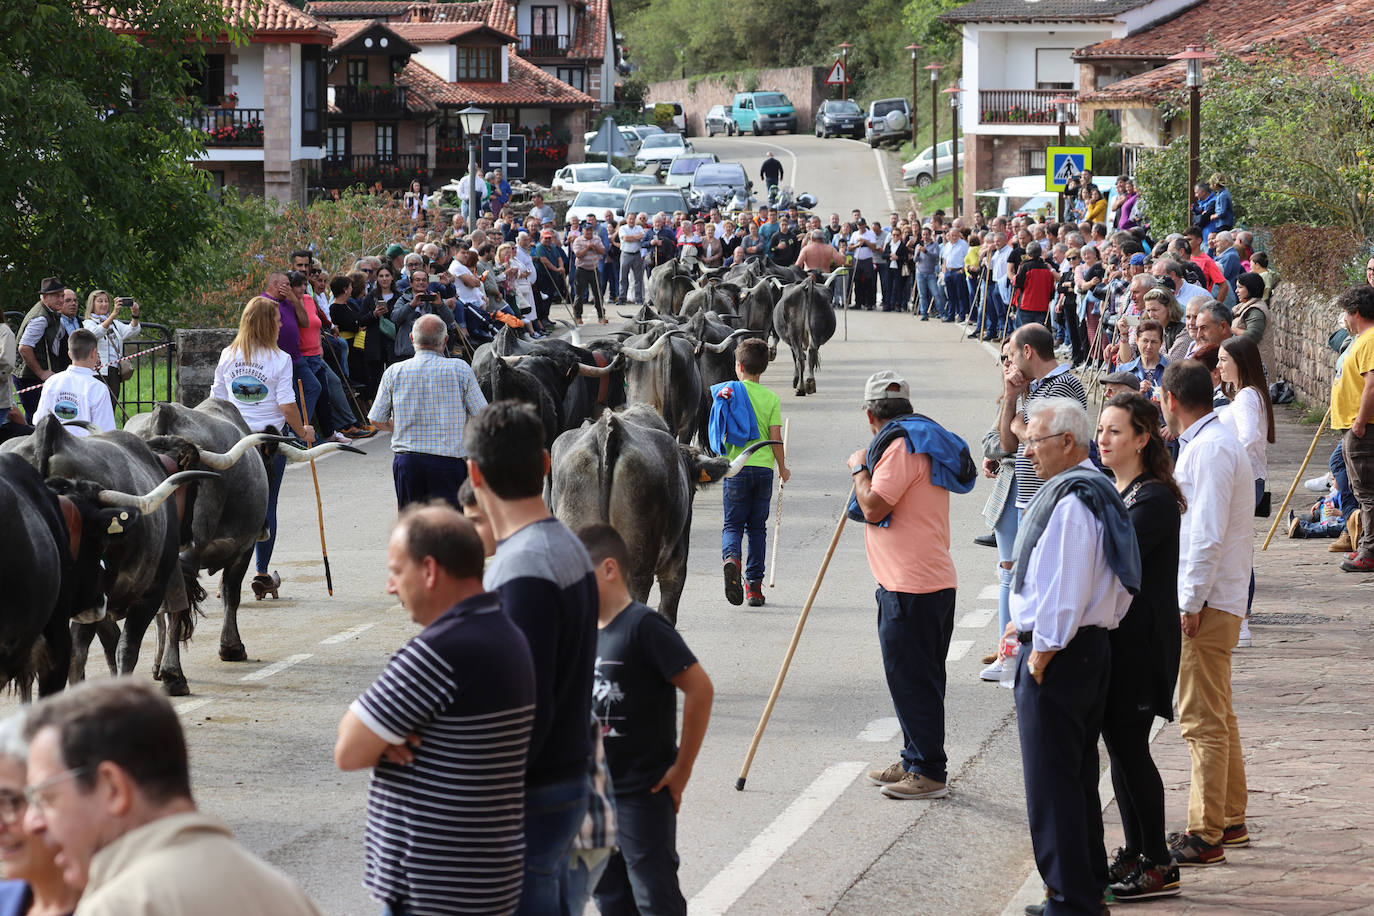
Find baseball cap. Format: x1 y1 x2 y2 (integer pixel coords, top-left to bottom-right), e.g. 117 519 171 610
863 370 910 403
1100 371 1141 390
384 243 407 259
1128 253 1147 266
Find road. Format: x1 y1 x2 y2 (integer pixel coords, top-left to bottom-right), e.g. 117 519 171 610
0 135 1045 915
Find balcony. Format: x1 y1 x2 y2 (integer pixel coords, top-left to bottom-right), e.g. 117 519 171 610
518 33 568 57
193 107 265 147
310 153 428 189
978 90 1076 126
335 84 409 118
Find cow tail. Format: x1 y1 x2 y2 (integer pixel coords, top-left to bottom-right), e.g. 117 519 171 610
598 413 619 524
181 561 205 644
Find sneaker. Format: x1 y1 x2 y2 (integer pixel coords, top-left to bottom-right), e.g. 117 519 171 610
1222 822 1250 847
1170 833 1225 867
1110 857 1181 900
979 659 1004 682
745 580 765 607
865 761 905 786
723 558 744 605
1288 510 1304 539
328 432 352 445
880 772 949 800
1107 846 1141 885
1340 553 1374 572
1235 618 1251 648
1304 473 1332 493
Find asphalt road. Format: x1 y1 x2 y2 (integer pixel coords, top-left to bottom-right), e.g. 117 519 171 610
0 136 1047 915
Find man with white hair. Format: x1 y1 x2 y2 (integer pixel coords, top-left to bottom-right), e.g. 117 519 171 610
1211 231 1242 294
1010 397 1138 915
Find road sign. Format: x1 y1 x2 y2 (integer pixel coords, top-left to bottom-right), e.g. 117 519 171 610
825 59 849 85
491 122 510 141
1045 146 1092 192
481 134 526 180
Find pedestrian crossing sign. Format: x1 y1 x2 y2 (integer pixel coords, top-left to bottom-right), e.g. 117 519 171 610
1045 146 1091 192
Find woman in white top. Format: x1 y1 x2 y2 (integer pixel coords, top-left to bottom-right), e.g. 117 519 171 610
210 296 315 600
83 289 140 398
512 232 539 322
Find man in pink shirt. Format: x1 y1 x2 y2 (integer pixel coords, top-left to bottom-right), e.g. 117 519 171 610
848 370 959 801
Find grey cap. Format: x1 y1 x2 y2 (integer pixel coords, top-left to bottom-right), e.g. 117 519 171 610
864 370 910 402
1100 371 1141 390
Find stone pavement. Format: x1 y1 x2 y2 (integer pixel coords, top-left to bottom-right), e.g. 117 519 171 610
1102 405 1374 915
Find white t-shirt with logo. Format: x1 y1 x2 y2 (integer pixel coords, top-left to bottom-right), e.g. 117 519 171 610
209 345 296 433
35 365 116 436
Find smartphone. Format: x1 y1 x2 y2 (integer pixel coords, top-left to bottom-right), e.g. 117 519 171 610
117 297 133 307
1124 314 1141 327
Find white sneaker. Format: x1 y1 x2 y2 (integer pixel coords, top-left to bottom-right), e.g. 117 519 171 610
979 659 1004 681
329 432 352 445
1304 474 1332 493
1235 618 1252 648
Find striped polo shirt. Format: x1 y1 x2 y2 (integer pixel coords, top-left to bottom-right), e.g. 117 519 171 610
1014 364 1088 510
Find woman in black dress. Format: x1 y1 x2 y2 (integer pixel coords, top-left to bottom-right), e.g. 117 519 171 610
1094 392 1185 901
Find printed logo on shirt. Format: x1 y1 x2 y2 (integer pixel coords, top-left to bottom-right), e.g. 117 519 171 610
592 657 627 738
53 395 81 421
231 374 269 404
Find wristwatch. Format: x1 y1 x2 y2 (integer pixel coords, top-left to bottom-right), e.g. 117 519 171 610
851 465 868 476
1027 659 1040 678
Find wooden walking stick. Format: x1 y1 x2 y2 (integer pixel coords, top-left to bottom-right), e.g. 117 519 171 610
297 380 334 596
737 486 854 791
1262 406 1332 551
767 418 790 588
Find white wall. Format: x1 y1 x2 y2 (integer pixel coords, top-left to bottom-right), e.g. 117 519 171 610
516 0 573 35
976 27 1113 90
1121 107 1162 146
414 44 457 82
290 44 324 161
234 44 265 108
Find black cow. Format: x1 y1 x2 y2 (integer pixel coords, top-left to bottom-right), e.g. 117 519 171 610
646 260 697 315
773 274 841 396
682 311 759 391
620 328 706 445
479 342 624 448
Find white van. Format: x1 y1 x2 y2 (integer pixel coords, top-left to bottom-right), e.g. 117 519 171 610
976 174 1118 221
644 101 687 135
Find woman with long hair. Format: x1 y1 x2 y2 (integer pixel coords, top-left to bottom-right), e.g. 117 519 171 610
82 289 140 400
210 296 315 600
360 264 400 392
1094 393 1185 902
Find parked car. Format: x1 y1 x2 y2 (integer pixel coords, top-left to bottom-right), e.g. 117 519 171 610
987 174 1119 221
688 162 752 209
644 100 687 134
731 91 797 135
865 98 912 147
626 124 664 145
624 185 690 219
635 133 694 172
814 99 864 139
664 153 718 188
902 139 965 187
583 125 646 156
552 162 622 193
704 105 735 137
610 173 661 191
566 188 628 223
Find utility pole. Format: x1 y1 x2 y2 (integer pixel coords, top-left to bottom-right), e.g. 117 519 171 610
924 63 941 179
906 44 921 147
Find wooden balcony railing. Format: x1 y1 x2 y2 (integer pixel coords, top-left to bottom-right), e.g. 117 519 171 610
193 107 265 147
978 90 1076 125
335 84 409 117
518 33 569 56
311 153 428 188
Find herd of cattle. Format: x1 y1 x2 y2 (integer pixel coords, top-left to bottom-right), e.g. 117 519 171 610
0 257 843 699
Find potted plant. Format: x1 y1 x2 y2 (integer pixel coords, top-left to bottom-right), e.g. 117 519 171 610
221 90 238 109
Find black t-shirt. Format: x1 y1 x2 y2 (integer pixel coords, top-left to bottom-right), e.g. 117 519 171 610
770 229 801 266
593 601 697 794
1006 245 1025 278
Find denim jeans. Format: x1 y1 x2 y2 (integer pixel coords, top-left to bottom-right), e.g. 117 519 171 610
914 273 940 317
876 586 956 783
255 451 286 574
514 777 588 916
942 269 968 320
296 355 334 438
565 848 612 914
1331 441 1356 517
721 466 773 583
594 789 685 916
978 286 1007 337
619 252 645 302
994 479 1020 636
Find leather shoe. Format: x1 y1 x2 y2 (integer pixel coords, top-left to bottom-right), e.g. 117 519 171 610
973 532 996 548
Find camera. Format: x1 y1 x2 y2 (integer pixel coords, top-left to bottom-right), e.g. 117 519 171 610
418 292 436 302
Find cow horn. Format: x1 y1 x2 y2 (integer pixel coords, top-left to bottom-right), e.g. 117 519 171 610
768 278 784 292
577 355 622 377
97 470 219 513
280 442 368 463
723 440 782 478
619 334 672 361
500 355 528 366
701 329 754 354
61 420 104 434
196 433 294 470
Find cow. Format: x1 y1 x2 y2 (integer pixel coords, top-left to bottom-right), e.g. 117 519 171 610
619 328 706 445
682 311 759 391
646 260 697 315
738 277 782 356
773 274 842 396
550 405 778 625
680 281 741 320
480 344 624 448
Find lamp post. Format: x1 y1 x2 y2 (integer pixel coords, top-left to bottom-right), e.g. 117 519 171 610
838 42 852 100
943 84 964 217
923 63 941 180
905 44 922 147
457 105 489 224
1168 45 1216 228
1050 94 1075 222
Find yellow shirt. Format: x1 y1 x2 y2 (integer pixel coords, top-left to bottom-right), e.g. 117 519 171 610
964 245 980 270
1086 198 1107 224
1331 327 1374 430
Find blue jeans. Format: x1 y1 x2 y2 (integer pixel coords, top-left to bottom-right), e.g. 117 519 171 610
721 466 773 583
594 790 685 916
514 777 588 916
943 269 968 320
296 355 334 438
1331 441 1355 517
255 451 286 574
994 479 1020 636
876 586 956 783
565 849 612 914
978 286 1007 337
915 273 940 317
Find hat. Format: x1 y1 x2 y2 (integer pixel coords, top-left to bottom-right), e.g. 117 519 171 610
39 276 65 295
540 229 555 239
1128 253 1147 266
863 370 910 403
384 243 407 259
542 216 554 225
1100 371 1141 391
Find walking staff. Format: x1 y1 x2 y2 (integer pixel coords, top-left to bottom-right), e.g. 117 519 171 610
299 379 334 596
768 418 790 588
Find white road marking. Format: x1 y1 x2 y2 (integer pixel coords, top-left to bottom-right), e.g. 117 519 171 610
240 653 313 683
856 717 901 743
977 584 999 601
982 341 1003 360
690 761 864 916
873 147 897 213
716 137 801 196
176 699 213 716
319 623 376 645
946 640 973 662
958 608 995 629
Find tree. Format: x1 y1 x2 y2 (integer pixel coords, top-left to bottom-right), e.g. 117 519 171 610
0 0 245 320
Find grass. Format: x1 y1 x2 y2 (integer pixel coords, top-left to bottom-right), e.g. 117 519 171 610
906 173 964 219
114 354 177 428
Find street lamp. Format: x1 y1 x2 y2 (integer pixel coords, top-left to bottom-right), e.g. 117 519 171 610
923 63 941 180
1168 45 1216 228
943 84 964 217
905 44 922 146
457 104 490 223
838 42 852 101
1050 94 1075 222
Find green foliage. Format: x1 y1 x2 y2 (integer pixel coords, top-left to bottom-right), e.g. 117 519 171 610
1081 112 1121 176
620 78 649 108
652 102 676 129
0 0 247 327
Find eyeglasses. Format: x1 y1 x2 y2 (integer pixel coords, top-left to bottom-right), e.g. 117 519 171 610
0 790 25 826
23 766 93 812
1024 431 1069 448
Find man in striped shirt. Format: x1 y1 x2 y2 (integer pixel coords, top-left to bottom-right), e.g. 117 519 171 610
335 505 536 916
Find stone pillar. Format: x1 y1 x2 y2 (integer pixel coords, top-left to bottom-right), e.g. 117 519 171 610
176 328 238 407
965 134 991 220
263 43 294 205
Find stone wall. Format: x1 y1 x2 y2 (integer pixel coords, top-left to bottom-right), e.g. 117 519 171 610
645 67 829 137
1267 283 1339 409
176 328 238 407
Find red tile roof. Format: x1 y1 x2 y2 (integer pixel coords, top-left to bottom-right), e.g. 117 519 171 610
306 0 413 18
568 0 608 61
325 18 373 49
407 0 516 33
402 51 593 107
391 20 516 43
105 0 335 40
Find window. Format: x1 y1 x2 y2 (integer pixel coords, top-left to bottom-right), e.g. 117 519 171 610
346 58 368 88
456 46 500 81
1021 148 1047 174
1035 49 1075 91
190 54 226 107
327 125 349 160
301 45 325 147
376 124 397 160
556 67 584 91
531 6 557 35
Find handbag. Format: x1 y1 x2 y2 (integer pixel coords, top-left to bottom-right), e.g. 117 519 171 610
1255 490 1272 518
377 317 397 340
119 362 134 382
1269 379 1295 405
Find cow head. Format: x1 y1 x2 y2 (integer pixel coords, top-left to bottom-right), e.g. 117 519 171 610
683 439 783 486
47 477 146 621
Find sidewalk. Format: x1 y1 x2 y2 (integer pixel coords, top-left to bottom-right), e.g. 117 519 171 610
1103 405 1374 914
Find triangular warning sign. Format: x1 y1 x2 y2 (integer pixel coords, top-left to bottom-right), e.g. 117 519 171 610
1054 156 1081 183
825 59 848 85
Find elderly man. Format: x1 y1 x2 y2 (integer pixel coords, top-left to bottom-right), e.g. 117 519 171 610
1010 397 1137 916
1160 360 1253 866
15 277 77 420
1153 258 1211 310
571 223 607 324
23 680 320 914
1212 231 1242 293
33 329 115 436
369 314 488 510
617 212 645 304
1192 301 1233 350
1169 296 1205 361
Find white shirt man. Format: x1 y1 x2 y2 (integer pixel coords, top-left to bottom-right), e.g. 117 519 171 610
850 225 877 260
989 234 1014 299
35 329 115 436
941 231 969 271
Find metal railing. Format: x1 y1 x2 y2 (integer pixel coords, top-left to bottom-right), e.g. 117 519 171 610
311 153 429 188
978 90 1076 125
192 107 265 146
518 33 569 55
335 84 409 117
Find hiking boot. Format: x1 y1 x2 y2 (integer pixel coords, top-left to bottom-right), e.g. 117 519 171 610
865 761 905 787
1110 857 1181 900
1107 846 1141 885
1222 822 1250 847
1340 553 1374 572
1330 528 1353 552
723 558 744 605
1170 833 1225 867
880 772 949 800
745 580 764 607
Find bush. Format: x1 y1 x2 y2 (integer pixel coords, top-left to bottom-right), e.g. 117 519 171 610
652 103 676 130
1262 224 1369 296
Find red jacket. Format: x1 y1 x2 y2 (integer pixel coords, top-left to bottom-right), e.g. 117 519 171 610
1012 259 1056 313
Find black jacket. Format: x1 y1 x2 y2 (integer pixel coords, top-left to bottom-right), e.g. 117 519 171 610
759 157 784 186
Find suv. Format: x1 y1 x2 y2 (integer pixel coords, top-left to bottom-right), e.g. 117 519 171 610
624 185 689 219
731 91 797 136
814 99 864 139
865 98 911 147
